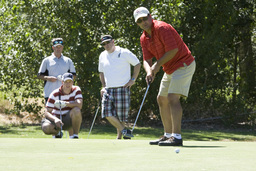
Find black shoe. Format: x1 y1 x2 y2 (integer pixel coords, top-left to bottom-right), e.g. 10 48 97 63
158 137 183 146
122 129 134 139
149 136 169 145
123 136 131 140
73 135 79 139
55 131 63 138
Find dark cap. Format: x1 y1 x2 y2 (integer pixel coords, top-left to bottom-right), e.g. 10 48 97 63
62 73 73 82
100 35 113 44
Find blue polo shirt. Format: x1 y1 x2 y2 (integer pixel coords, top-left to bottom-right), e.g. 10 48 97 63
38 53 76 98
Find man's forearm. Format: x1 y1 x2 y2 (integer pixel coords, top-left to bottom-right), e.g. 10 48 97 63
45 109 57 122
37 74 48 81
155 48 178 67
131 63 141 80
99 72 106 87
66 99 83 109
143 60 152 74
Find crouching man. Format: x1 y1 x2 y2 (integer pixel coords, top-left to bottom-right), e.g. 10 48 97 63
41 73 83 139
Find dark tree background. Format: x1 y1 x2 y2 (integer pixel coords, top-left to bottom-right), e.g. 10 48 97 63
0 0 255 127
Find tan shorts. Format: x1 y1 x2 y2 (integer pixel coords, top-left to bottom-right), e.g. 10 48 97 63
158 61 196 97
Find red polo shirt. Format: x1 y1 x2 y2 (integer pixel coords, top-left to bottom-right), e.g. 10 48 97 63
140 20 194 74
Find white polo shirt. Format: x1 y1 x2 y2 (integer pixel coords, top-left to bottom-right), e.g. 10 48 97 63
98 46 140 88
38 53 76 98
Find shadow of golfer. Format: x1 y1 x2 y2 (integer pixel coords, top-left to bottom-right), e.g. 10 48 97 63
182 145 225 148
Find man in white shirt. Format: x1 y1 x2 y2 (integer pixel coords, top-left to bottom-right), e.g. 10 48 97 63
98 35 141 139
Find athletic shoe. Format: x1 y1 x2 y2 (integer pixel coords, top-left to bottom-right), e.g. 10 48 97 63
122 129 134 138
55 131 63 138
69 135 79 139
158 136 183 146
123 136 131 140
149 136 169 145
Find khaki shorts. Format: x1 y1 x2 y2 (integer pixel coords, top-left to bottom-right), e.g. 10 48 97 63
158 61 196 97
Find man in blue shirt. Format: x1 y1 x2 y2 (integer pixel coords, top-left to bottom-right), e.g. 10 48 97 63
37 38 76 103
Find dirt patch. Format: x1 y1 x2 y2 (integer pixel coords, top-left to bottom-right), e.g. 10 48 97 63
0 97 45 126
0 113 41 126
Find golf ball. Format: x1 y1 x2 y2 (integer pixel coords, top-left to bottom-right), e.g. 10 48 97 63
175 148 180 153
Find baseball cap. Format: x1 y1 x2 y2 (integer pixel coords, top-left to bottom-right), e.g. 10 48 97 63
52 38 64 47
133 7 150 22
100 35 113 44
62 73 73 82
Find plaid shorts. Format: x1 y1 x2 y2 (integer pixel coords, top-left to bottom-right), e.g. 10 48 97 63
101 87 130 122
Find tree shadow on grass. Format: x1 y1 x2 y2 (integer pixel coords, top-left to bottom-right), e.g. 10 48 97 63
1 123 255 141
81 124 164 138
0 124 41 135
0 126 18 134
183 129 256 141
80 125 256 141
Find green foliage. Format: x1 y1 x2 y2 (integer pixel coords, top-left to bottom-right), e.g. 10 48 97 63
180 0 256 124
0 0 255 126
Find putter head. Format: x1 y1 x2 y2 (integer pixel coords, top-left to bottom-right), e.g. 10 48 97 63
55 131 63 138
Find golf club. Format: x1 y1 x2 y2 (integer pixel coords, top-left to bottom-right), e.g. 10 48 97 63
131 83 151 132
87 99 101 139
59 102 63 138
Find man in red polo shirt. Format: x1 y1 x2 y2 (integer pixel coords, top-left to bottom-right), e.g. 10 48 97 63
134 7 196 146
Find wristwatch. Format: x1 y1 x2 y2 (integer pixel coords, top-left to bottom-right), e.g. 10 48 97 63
131 78 136 81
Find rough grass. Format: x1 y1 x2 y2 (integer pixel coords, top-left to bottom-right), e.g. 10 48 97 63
0 124 256 142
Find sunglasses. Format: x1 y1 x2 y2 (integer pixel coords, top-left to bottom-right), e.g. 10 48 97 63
53 40 63 46
101 41 111 46
136 15 149 24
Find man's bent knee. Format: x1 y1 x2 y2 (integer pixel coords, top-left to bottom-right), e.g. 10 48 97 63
168 94 181 104
70 107 82 117
157 95 169 106
42 124 56 135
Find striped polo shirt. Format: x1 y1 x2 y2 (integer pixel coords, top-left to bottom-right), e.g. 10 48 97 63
140 20 195 74
46 85 83 115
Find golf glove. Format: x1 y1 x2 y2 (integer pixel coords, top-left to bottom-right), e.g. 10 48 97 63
54 100 66 109
57 75 63 81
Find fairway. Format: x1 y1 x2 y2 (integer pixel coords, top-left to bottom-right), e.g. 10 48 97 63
0 138 255 171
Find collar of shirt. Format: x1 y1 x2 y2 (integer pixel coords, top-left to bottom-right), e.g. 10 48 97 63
59 85 74 95
142 20 156 39
106 46 120 55
51 53 63 59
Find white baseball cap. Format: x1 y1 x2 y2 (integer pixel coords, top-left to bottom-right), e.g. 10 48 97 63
133 7 150 22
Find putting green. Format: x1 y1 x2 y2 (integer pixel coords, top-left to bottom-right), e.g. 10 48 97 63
0 138 255 171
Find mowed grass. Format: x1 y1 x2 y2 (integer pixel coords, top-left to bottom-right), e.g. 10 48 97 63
0 138 255 171
0 124 256 170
